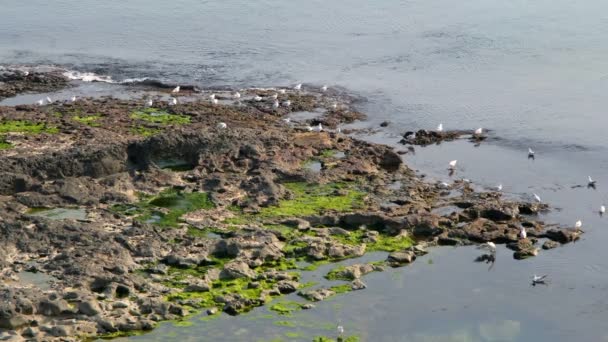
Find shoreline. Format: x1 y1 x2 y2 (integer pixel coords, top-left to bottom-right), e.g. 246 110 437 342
0 70 581 341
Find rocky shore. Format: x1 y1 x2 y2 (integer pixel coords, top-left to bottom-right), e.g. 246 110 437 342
0 73 582 340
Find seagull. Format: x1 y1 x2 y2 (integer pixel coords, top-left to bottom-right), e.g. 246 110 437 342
211 98 219 105
168 97 177 106
478 241 497 252
312 123 323 132
272 100 280 110
532 274 548 286
209 94 216 100
172 86 180 93
600 205 605 216
520 226 527 239
437 123 444 132
217 122 227 129
533 193 541 203
23 71 29 76
528 148 535 158
253 95 263 102
46 96 53 104
307 125 313 131
70 96 77 102
233 92 241 99
438 182 450 189
474 127 483 135
321 85 328 92
496 184 503 191
337 324 344 336
36 99 44 106
282 118 291 124
588 176 596 187
145 99 153 107
336 127 341 134
294 83 302 90
278 89 286 94
575 220 582 230
271 93 278 100
282 100 291 107
448 160 457 170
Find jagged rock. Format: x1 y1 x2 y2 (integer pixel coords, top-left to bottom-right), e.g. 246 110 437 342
387 251 416 265
544 229 580 243
351 279 367 290
542 240 560 250
298 288 336 302
38 298 72 316
276 280 299 294
78 300 102 316
219 261 256 280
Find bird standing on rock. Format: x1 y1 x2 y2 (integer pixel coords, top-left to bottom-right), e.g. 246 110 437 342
474 127 483 135
254 96 262 102
294 83 302 90
575 220 582 230
46 96 53 104
520 227 527 239
217 122 227 129
70 96 77 102
588 176 596 188
233 92 241 99
145 99 153 107
282 100 291 107
211 98 219 105
321 85 328 92
533 193 541 203
36 99 44 106
172 86 180 93
312 123 323 132
168 97 177 106
437 123 443 132
272 100 279 110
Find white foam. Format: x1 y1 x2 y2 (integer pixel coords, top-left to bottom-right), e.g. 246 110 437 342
63 70 115 83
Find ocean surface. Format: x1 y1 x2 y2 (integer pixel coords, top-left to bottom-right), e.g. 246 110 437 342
3 1 608 341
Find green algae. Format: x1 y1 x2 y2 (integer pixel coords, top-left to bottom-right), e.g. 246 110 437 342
332 229 414 252
0 136 11 150
111 189 214 228
325 266 348 281
285 331 304 338
259 182 365 217
131 108 190 125
172 320 193 327
329 284 352 294
0 120 58 134
269 301 304 316
131 126 162 137
274 320 296 327
72 114 102 127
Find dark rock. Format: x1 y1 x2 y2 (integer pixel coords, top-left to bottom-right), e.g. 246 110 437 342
78 300 102 316
542 240 560 250
544 229 580 243
387 251 416 265
351 279 367 290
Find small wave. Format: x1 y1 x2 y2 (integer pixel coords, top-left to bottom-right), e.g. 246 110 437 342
63 70 116 83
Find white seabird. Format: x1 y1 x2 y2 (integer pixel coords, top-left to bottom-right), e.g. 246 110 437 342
448 160 457 170
575 220 582 229
46 96 53 104
600 205 605 215
533 193 541 203
588 176 596 186
168 97 177 106
233 92 241 99
474 127 483 135
254 96 263 102
520 226 527 239
321 85 328 92
294 83 302 90
36 99 44 106
312 123 323 132
172 86 180 93
146 99 153 107
272 100 279 110
217 122 227 129
437 123 444 132
282 100 291 107
70 96 77 102
528 148 535 158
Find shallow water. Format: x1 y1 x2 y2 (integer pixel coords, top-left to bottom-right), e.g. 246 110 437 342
30 208 87 221
4 0 608 341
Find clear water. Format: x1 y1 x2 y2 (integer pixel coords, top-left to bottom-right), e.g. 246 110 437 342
30 208 87 221
4 1 608 340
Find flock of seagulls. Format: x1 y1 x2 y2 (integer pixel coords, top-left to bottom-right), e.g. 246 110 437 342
434 122 593 286
37 95 77 106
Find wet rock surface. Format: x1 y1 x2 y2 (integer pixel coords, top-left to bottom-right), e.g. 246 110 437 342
0 68 70 100
0 75 582 340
